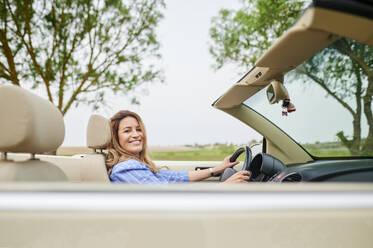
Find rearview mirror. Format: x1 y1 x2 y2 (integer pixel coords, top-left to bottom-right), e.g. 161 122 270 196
266 80 289 104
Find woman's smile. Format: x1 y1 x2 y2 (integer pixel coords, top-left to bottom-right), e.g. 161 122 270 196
118 116 144 156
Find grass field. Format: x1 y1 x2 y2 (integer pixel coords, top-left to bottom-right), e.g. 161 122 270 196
303 142 350 157
150 142 368 161
150 149 352 161
150 149 238 161
59 142 371 161
150 148 356 161
306 149 350 157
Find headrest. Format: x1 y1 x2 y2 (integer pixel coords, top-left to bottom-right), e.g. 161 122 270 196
86 114 111 149
0 85 65 153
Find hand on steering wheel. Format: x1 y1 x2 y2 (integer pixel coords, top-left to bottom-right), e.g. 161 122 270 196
222 170 251 183
219 146 253 182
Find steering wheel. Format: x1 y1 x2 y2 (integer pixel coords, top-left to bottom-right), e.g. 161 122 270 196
219 146 252 182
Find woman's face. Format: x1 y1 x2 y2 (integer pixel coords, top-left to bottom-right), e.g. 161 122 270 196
118 116 144 156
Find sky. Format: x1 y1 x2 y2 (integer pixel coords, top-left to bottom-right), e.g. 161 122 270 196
63 0 262 147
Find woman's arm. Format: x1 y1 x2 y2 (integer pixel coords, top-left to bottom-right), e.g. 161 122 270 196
110 160 162 184
187 156 240 182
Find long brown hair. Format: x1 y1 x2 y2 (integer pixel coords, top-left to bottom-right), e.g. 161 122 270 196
105 110 157 175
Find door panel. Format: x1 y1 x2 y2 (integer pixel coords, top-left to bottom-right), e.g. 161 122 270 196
0 209 372 248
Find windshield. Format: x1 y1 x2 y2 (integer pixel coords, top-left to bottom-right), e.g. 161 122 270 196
244 37 373 157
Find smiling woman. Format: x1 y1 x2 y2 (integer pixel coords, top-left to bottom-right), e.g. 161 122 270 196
106 110 157 175
106 110 250 184
118 117 144 155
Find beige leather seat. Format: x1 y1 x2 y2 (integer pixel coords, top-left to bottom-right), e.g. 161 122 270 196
70 114 111 182
30 114 111 182
0 85 67 181
86 114 112 153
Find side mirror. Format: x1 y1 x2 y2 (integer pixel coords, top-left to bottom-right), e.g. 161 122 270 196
266 80 289 104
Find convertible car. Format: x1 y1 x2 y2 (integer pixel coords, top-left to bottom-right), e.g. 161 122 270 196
0 0 373 247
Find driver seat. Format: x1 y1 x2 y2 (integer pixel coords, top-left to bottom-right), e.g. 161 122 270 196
71 114 111 182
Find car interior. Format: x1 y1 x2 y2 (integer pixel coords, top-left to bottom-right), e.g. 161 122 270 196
1 1 373 184
213 0 373 182
0 85 109 183
0 1 373 247
0 85 224 183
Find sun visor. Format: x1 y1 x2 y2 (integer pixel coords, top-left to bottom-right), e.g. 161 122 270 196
257 6 373 68
214 5 373 110
255 27 336 69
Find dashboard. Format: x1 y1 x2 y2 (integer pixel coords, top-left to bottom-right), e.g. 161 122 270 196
249 153 373 183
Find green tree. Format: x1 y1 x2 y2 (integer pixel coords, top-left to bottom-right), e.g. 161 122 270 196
0 0 165 115
209 0 373 155
294 39 373 155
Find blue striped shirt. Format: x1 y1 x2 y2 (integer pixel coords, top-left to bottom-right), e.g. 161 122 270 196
110 159 189 184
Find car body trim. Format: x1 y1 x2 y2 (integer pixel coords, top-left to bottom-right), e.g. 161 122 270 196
0 191 373 211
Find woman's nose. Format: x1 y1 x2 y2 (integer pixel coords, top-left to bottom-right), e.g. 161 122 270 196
132 130 140 137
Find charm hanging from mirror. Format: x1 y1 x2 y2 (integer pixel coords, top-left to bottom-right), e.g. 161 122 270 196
282 98 296 116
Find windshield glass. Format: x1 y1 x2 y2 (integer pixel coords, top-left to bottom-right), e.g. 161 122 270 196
244 37 373 157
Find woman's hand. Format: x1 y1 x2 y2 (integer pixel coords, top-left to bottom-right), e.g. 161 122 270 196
222 170 251 183
213 155 240 175
188 155 241 182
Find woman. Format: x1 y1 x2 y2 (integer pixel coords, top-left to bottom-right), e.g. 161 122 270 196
106 110 250 183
